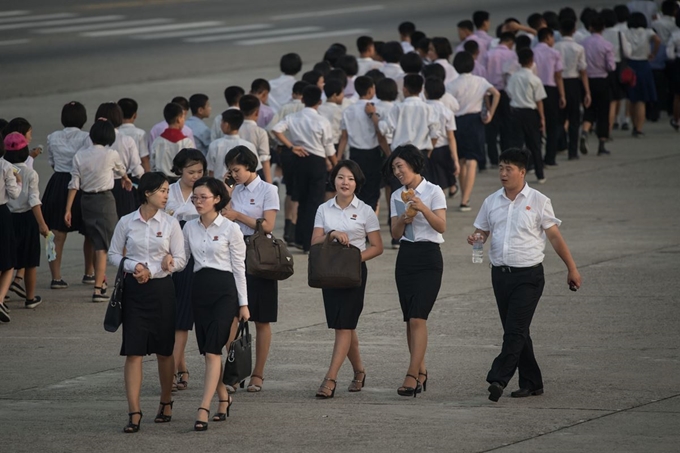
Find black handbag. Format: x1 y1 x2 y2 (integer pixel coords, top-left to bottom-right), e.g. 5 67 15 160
308 233 362 289
103 257 127 333
222 321 253 387
245 219 294 280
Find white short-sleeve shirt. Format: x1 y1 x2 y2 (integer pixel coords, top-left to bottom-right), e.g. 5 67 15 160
426 99 457 146
314 195 380 252
446 73 494 116
7 163 40 214
207 135 261 180
166 181 199 223
46 127 90 173
506 68 547 109
389 179 447 243
229 176 280 236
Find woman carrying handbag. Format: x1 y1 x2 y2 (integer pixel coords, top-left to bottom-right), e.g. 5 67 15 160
311 160 383 398
108 172 187 433
222 146 280 393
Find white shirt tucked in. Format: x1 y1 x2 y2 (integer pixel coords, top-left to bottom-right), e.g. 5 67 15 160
554 37 587 78
271 107 336 158
239 120 271 163
46 127 90 173
0 159 21 204
118 123 149 159
166 182 198 222
426 100 457 146
314 195 380 252
68 145 126 192
83 130 144 178
506 68 547 109
230 176 280 236
7 163 40 213
446 73 493 115
150 136 196 178
318 101 343 144
473 183 561 267
379 97 439 151
268 74 297 112
389 179 446 243
342 99 380 150
183 214 248 306
207 135 261 181
109 208 187 278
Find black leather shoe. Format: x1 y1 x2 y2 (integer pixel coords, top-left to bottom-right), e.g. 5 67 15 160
488 382 504 402
510 388 544 398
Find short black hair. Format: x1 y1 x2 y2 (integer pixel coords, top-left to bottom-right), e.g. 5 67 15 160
313 60 332 77
224 86 245 106
559 7 577 23
302 70 323 86
384 145 425 178
353 76 374 97
499 31 516 43
336 55 359 77
163 102 184 125
330 160 366 193
323 78 344 98
3 117 32 137
601 9 618 28
457 20 474 32
326 68 348 88
580 7 598 29
400 52 423 74
410 31 426 48
499 147 529 170
627 11 647 29
193 177 229 211
221 109 244 130
453 51 475 74
473 11 490 29
225 145 258 172
527 13 545 30
537 27 554 42
403 74 423 95
95 102 123 128
293 80 311 95
171 96 189 111
138 172 169 204
662 0 676 16
324 44 346 67
415 37 431 54
251 78 270 94
376 78 398 101
398 21 416 36
62 101 87 128
117 98 137 120
614 5 630 23
280 53 302 75
560 19 576 35
543 11 560 30
518 48 534 66
424 76 445 100
3 142 29 164
365 69 385 83
463 39 479 54
89 118 116 146
172 148 206 175
239 94 260 117
189 93 209 115
302 85 322 107
589 13 605 32
380 41 404 63
357 35 374 54
422 62 446 80
515 35 532 51
431 37 452 59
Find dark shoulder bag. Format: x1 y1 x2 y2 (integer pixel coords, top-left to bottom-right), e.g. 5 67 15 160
245 219 294 280
222 321 253 387
308 233 362 289
103 257 127 333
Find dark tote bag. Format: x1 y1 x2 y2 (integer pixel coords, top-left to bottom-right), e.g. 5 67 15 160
308 234 362 289
103 257 127 333
245 218 294 280
222 321 253 387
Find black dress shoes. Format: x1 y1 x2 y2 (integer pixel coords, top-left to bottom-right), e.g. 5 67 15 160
510 388 544 398
488 382 504 402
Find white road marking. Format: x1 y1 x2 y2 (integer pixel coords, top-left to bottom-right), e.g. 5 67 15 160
0 12 75 24
271 5 384 21
237 28 370 46
132 23 272 40
81 20 222 37
185 26 321 43
0 15 123 31
36 18 173 34
0 39 30 46
0 11 29 18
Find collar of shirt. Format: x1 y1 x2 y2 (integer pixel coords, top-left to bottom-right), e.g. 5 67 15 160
301 107 320 117
243 119 257 126
414 177 428 195
330 195 359 210
201 213 225 229
132 208 164 225
243 175 262 193
502 182 531 201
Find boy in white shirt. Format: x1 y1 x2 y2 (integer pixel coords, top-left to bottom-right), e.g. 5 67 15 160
424 77 460 193
147 96 194 149
185 94 211 157
210 86 244 142
318 79 345 147
268 53 302 112
356 36 384 76
149 103 195 178
117 98 150 172
398 21 416 53
207 109 260 181
238 95 272 183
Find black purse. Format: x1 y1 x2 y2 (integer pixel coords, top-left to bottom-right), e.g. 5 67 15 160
308 233 362 289
103 257 127 333
222 321 253 387
245 219 294 280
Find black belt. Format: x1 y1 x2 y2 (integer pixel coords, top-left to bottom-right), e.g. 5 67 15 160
82 190 111 195
492 263 541 273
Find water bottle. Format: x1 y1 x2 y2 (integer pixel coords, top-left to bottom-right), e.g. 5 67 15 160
472 233 484 264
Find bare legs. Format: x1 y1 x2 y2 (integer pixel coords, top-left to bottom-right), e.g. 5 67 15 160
632 101 646 133
317 329 364 397
249 322 272 389
458 158 478 207
400 319 428 390
48 232 95 281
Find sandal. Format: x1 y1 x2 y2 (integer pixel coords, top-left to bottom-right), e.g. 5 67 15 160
212 397 232 421
194 407 210 431
123 411 142 433
417 370 428 393
348 370 366 392
315 377 337 399
154 401 173 423
247 374 264 393
176 370 189 391
397 374 421 398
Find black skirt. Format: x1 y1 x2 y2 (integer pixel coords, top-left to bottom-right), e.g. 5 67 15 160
0 204 16 272
41 172 85 234
120 275 176 357
429 145 456 189
112 177 139 219
395 241 443 321
456 113 486 163
12 210 40 269
192 268 240 355
322 262 368 329
246 272 278 323
80 191 118 251
173 256 195 330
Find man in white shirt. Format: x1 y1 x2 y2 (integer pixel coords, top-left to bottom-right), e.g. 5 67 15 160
356 35 384 76
117 98 149 172
468 148 581 402
185 94 211 157
268 53 302 112
207 109 260 181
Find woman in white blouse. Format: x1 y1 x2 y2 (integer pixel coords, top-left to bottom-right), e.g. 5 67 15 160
108 172 187 433
223 146 280 393
183 177 249 431
311 161 383 398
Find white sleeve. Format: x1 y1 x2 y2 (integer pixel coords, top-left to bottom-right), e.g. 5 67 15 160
229 224 248 306
314 204 325 229
473 197 491 231
365 209 380 233
168 217 187 273
263 184 280 211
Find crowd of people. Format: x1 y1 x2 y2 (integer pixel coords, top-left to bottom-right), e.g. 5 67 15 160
2 0 674 432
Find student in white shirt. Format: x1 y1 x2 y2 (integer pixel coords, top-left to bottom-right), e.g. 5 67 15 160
356 35 384 76
272 86 338 252
65 119 133 303
387 146 447 398
468 148 581 402
311 161 383 398
147 96 195 150
399 21 416 53
318 79 345 148
429 37 459 84
268 53 302 112
210 86 244 142
41 101 93 290
667 14 680 130
336 55 359 98
223 147 280 394
238 95 272 184
185 94 212 157
380 41 406 79
0 138 22 322
250 79 275 129
207 109 260 181
118 98 150 172
183 177 249 431
424 77 459 194
108 172 187 433
166 149 205 393
149 103 195 178
2 117 41 170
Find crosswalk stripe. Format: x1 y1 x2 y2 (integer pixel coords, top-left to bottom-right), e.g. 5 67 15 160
0 12 75 25
36 18 172 34
0 39 30 46
185 26 321 43
0 15 123 31
0 11 29 18
82 20 222 37
271 5 384 21
132 23 271 40
237 28 370 46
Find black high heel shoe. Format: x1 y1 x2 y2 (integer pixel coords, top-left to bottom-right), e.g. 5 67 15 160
315 377 337 399
417 371 428 393
154 401 173 423
194 407 210 431
123 411 142 433
348 370 366 392
397 374 421 398
212 397 232 421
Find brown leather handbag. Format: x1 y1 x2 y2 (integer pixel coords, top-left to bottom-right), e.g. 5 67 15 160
308 233 362 289
245 219 294 280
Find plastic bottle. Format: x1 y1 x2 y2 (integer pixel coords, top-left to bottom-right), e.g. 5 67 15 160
472 233 484 264
46 232 57 262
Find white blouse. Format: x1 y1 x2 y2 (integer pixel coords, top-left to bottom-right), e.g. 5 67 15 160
7 163 40 214
390 179 447 244
229 176 280 236
0 159 21 204
46 127 90 173
165 182 198 223
68 145 127 192
314 195 380 252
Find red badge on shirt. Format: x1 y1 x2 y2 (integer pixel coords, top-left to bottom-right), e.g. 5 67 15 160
351 214 357 220
156 232 163 237
213 236 219 241
526 206 531 211
250 198 255 205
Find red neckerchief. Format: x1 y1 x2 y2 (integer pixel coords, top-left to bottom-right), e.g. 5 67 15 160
160 128 186 143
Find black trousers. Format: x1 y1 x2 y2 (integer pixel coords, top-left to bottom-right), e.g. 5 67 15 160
560 78 582 158
509 108 544 180
487 264 545 391
583 77 611 140
294 153 327 252
485 90 512 165
349 146 382 210
543 86 560 165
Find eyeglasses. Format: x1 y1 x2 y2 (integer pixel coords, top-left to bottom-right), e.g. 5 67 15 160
191 195 214 204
